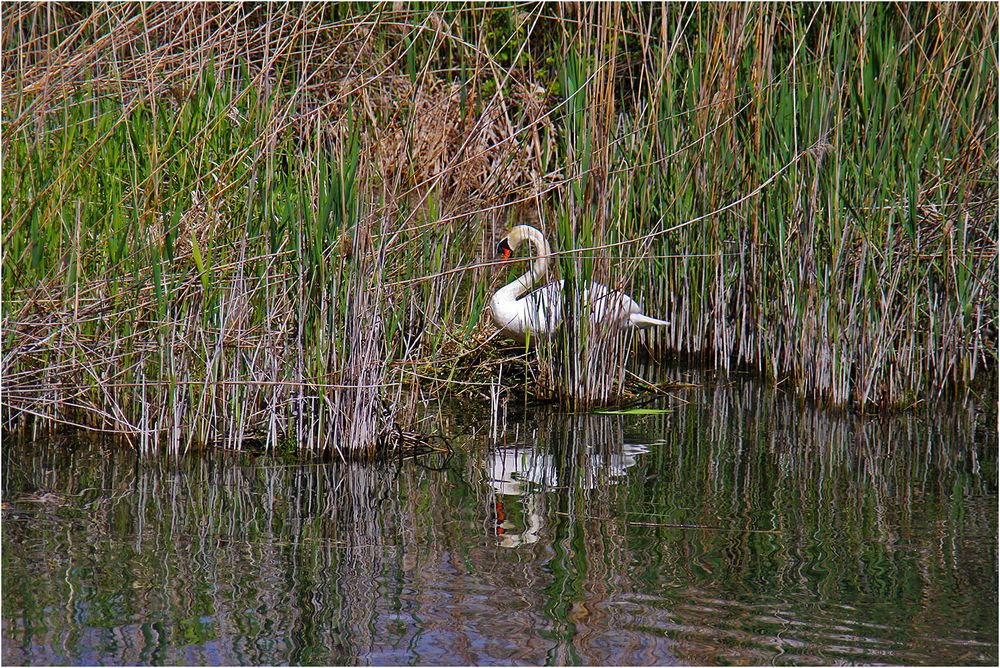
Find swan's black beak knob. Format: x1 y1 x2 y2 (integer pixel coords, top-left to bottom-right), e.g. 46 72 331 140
496 238 512 261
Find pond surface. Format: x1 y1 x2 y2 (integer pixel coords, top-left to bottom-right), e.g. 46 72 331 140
2 374 997 666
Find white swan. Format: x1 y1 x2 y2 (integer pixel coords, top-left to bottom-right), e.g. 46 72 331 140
489 224 669 344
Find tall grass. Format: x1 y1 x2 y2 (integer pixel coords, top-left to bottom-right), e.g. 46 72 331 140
2 4 996 451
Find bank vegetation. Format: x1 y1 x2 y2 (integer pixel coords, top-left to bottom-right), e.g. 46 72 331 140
2 3 996 455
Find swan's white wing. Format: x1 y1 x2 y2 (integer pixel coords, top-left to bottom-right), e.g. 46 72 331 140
491 280 564 343
521 281 564 338
582 283 668 329
522 281 639 337
580 282 642 328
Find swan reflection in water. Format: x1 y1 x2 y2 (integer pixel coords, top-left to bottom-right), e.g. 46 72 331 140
482 413 654 547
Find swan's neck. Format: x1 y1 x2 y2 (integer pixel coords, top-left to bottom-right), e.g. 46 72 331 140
499 228 551 300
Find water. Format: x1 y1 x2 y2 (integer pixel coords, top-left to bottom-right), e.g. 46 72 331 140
3 375 997 665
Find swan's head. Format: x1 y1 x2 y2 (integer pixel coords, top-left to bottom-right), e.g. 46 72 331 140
496 237 513 261
496 225 545 261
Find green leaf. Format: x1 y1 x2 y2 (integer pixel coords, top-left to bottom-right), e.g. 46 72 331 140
191 233 209 292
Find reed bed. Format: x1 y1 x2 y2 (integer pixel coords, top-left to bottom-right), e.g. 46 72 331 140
2 3 996 453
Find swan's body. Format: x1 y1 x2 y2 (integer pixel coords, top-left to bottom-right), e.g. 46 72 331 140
489 225 669 344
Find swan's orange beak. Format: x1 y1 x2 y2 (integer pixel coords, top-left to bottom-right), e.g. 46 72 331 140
496 238 512 261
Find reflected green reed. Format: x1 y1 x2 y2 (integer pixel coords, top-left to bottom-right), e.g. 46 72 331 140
2 375 996 666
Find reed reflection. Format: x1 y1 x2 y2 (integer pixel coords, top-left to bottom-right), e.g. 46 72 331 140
2 377 995 666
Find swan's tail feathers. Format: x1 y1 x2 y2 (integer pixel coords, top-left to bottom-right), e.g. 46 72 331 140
630 313 670 328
